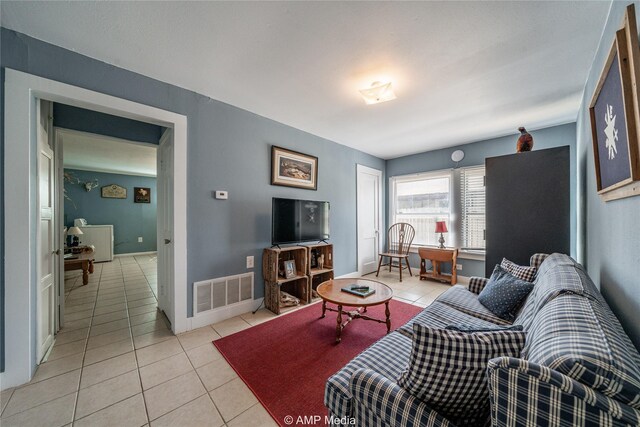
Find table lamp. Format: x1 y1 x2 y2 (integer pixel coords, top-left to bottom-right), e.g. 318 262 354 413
435 221 448 249
67 226 83 247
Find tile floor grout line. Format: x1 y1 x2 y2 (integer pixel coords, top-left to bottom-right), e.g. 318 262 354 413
177 327 227 426
70 257 106 425
125 257 158 426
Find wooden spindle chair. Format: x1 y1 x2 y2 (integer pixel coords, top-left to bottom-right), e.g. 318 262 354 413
376 223 415 282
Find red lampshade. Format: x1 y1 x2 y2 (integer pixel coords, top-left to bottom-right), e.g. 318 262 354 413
435 221 448 233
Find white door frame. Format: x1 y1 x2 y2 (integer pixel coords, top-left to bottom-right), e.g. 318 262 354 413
2 68 188 388
356 164 383 275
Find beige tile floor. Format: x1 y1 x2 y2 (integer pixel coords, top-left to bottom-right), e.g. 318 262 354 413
0 261 449 427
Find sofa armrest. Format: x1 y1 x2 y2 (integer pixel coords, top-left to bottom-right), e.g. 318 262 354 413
468 277 489 294
350 369 454 427
487 357 640 427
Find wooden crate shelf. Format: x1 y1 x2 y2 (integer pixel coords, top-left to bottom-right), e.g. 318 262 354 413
304 243 334 274
304 243 334 301
264 275 309 315
262 243 335 314
263 246 309 315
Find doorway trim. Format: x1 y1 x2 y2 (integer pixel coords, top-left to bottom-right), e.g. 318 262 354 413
356 164 383 276
3 68 188 388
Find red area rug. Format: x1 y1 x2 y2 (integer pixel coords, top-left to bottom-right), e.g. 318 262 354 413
214 299 421 426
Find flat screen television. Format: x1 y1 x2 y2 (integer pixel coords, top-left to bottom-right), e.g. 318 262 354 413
272 197 330 245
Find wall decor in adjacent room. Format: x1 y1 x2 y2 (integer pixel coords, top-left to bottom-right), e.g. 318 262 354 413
134 187 151 203
101 184 127 199
589 5 640 201
271 145 318 190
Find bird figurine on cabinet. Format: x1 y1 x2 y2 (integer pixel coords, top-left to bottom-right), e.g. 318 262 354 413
516 127 534 152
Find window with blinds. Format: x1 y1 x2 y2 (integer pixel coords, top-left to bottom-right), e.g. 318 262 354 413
390 172 452 246
460 166 486 250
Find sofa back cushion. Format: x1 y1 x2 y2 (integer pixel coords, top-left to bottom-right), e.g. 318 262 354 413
515 253 588 330
524 293 640 408
398 324 526 426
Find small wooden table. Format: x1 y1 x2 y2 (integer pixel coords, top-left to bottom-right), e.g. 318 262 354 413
64 250 95 285
316 278 393 343
418 247 458 285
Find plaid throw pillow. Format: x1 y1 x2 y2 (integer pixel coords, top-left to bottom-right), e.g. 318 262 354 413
398 325 526 426
501 257 537 282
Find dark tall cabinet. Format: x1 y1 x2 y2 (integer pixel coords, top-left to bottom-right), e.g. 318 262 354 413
485 146 570 277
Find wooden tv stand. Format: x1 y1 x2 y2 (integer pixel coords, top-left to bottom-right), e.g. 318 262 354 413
418 247 458 285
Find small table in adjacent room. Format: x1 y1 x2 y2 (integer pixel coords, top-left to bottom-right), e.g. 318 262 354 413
316 278 393 343
418 247 458 285
64 249 95 286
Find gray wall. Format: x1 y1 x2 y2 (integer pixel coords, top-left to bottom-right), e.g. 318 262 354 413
0 28 386 322
64 169 158 255
576 1 640 350
53 103 164 145
386 123 577 278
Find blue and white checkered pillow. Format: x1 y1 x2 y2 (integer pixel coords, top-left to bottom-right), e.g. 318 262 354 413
478 264 534 321
501 258 537 282
398 324 527 426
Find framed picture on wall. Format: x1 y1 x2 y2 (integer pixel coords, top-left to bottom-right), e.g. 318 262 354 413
271 146 318 190
589 5 640 201
101 184 127 199
134 187 151 203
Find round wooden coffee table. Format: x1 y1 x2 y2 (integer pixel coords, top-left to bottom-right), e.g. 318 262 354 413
316 278 393 343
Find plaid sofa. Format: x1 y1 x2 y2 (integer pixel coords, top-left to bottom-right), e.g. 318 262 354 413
324 253 640 426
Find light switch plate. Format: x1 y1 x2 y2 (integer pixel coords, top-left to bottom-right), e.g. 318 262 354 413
246 256 254 269
456 264 463 271
215 190 228 199
138 237 143 243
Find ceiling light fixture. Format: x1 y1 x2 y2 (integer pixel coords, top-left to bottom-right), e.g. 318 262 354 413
358 81 397 105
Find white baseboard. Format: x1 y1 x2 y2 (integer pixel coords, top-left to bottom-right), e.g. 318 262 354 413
336 271 361 279
114 251 157 257
187 298 263 330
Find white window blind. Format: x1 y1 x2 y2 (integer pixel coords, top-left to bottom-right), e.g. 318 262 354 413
460 166 486 250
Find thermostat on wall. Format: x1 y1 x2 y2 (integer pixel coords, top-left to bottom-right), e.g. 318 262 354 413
214 190 228 200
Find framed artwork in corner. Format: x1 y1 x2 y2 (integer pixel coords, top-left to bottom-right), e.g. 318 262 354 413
134 187 151 203
271 146 318 190
589 5 640 202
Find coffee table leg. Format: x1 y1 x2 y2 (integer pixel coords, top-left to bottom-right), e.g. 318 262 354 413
385 301 391 334
336 305 343 343
321 300 326 318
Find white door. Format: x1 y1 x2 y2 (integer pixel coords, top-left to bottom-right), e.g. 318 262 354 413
55 129 65 330
37 100 56 361
357 165 382 275
157 129 174 325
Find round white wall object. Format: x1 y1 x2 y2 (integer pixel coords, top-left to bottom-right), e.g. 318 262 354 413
451 150 465 163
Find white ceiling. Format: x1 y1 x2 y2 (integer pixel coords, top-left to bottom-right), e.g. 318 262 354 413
60 130 157 177
1 1 610 159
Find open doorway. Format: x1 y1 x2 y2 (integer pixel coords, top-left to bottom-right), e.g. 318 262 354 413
52 122 169 352
37 103 171 364
3 69 188 388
